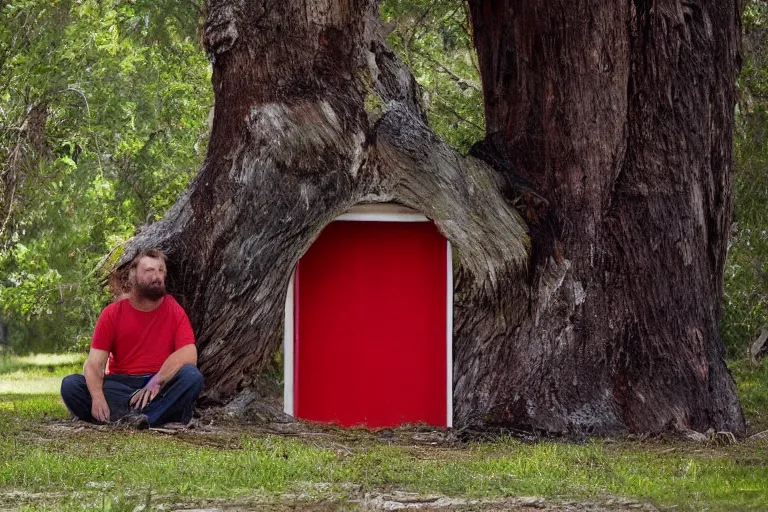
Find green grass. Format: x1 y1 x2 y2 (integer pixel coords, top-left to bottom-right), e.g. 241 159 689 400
0 353 84 376
731 358 768 432
0 354 767 511
0 353 85 395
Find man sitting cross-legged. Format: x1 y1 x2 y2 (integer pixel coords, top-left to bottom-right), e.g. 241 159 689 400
61 249 203 429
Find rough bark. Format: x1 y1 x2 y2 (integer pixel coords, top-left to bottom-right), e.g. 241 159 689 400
458 0 745 434
117 0 528 407
116 0 746 435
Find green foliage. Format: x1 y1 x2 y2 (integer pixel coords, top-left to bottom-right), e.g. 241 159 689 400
725 0 768 355
0 0 763 359
0 0 481 355
0 0 212 353
380 0 485 151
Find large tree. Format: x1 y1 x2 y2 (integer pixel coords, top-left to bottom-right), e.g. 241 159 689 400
118 0 745 435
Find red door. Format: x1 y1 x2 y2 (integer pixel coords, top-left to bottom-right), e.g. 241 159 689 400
293 220 450 428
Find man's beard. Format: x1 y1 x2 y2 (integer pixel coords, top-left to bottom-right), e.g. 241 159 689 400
134 280 166 301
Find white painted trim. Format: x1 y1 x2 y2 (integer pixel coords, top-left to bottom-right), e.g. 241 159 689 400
336 212 428 222
446 241 453 428
283 272 295 416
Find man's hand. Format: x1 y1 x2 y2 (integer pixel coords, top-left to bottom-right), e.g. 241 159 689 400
91 395 110 423
129 377 161 410
83 348 110 422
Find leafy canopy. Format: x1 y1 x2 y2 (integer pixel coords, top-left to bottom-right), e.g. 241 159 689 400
0 0 211 353
0 0 764 359
725 0 768 355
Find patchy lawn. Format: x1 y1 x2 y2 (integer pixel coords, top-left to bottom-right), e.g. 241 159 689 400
0 353 766 511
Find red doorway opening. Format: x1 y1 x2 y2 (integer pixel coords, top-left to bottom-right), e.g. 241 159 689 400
284 206 452 428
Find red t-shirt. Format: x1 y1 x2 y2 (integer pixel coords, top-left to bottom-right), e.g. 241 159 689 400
91 295 195 375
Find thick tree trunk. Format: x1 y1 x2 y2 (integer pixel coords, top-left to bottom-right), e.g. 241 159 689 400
119 0 528 410
458 0 745 434
118 0 745 435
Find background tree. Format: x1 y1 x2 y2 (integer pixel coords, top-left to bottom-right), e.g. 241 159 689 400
726 1 768 357
0 0 211 352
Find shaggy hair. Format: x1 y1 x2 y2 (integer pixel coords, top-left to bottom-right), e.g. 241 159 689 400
109 248 167 298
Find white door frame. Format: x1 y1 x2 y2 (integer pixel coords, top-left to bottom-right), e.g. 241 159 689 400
283 204 453 427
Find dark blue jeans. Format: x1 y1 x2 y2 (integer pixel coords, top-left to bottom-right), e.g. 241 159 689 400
60 364 204 426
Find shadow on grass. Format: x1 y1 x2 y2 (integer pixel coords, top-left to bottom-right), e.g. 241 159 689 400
0 353 85 376
0 353 85 396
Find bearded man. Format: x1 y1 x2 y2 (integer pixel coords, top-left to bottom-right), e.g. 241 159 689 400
61 249 203 429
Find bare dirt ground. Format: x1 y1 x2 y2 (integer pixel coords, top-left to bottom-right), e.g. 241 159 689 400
151 494 659 512
1 488 659 512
